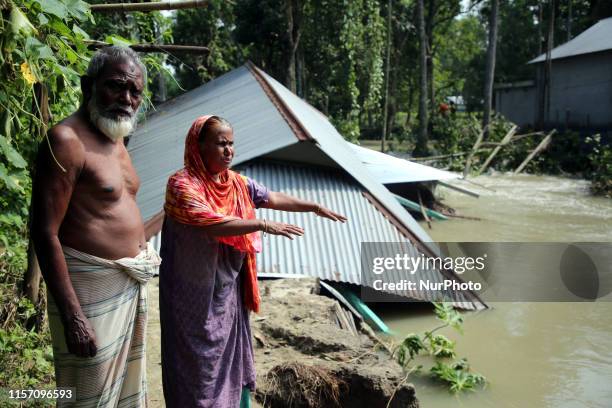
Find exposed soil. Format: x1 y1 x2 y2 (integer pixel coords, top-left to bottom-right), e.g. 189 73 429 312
146 278 419 408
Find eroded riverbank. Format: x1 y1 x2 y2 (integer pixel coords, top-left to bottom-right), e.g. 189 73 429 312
146 278 418 407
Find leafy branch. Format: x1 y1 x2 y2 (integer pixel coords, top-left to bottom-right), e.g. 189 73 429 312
392 302 486 393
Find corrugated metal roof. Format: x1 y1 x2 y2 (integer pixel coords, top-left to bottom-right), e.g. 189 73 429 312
252 67 435 246
349 143 460 184
148 161 482 309
132 63 434 246
529 17 612 63
128 66 298 221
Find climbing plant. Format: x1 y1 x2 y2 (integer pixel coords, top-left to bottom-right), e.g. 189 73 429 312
0 0 95 390
0 0 93 264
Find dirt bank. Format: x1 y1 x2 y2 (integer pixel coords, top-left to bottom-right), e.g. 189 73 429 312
146 278 419 407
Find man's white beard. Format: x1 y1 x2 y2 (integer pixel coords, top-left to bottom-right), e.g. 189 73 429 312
87 94 137 142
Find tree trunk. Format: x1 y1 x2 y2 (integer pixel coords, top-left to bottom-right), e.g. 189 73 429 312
153 20 167 104
23 83 49 314
296 43 304 97
482 0 500 139
538 1 543 55
381 0 392 153
425 0 435 119
404 83 414 129
414 0 429 156
566 0 572 42
537 0 545 128
284 0 301 94
545 0 556 124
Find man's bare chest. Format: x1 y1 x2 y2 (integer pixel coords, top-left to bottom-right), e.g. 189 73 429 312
77 146 140 202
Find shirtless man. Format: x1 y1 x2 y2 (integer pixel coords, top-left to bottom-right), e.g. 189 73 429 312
31 46 160 407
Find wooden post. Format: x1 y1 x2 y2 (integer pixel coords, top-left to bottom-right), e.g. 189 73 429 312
514 129 556 174
477 125 518 175
462 124 487 178
86 41 210 54
418 190 432 229
90 0 208 13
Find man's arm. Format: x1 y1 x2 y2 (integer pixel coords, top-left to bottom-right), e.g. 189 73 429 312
31 126 97 357
261 191 347 222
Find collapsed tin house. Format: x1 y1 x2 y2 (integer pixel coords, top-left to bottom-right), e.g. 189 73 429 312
128 63 485 312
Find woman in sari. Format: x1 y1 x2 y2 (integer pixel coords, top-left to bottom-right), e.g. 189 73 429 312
159 115 346 408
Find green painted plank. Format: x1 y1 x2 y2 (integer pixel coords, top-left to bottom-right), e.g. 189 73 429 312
331 285 392 335
393 193 449 220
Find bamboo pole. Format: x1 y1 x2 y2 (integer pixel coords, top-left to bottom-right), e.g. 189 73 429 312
411 151 472 161
477 125 518 175
86 41 209 54
514 129 556 174
437 181 480 198
479 132 543 147
508 131 545 142
90 0 209 13
462 125 488 178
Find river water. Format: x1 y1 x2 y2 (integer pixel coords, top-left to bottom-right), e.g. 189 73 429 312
379 174 612 408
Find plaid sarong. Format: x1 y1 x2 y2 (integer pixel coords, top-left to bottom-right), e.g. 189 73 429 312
47 243 160 407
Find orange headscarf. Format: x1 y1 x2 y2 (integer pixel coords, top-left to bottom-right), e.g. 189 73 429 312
164 115 261 312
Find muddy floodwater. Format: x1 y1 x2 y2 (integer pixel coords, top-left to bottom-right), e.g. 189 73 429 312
380 174 612 408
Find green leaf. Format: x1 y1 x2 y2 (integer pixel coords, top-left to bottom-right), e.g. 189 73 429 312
0 213 23 227
0 136 27 169
25 37 56 62
401 333 425 358
37 0 68 19
64 0 91 21
1 110 12 137
72 24 90 40
64 46 78 64
0 168 24 193
10 7 37 35
55 64 79 78
428 334 456 358
105 35 132 48
433 302 464 333
48 18 73 37
38 13 49 25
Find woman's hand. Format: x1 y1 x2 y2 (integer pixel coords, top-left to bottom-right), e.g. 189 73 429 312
263 220 304 240
314 205 347 223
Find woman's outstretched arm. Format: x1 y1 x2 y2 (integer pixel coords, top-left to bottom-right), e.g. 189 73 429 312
203 218 304 239
262 192 347 222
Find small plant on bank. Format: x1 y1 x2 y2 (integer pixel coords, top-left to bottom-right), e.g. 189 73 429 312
393 303 486 393
585 134 612 198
